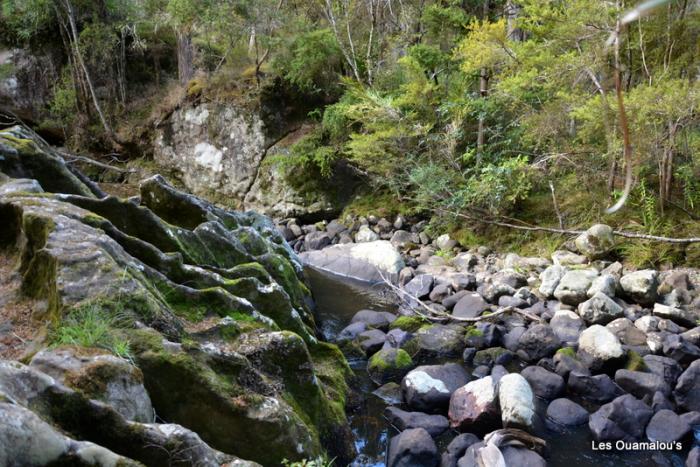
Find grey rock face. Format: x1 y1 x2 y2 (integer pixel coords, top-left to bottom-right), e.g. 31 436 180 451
675 359 700 412
521 365 565 400
619 269 658 305
554 269 598 305
575 224 615 260
578 292 624 325
645 410 690 442
29 348 153 423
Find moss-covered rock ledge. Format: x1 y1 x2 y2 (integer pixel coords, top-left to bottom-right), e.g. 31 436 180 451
0 125 354 466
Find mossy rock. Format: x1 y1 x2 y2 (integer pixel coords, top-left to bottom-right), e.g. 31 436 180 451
624 350 648 372
367 347 414 385
389 316 425 333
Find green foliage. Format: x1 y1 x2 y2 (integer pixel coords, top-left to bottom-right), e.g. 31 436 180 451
51 300 132 358
282 455 335 467
274 28 341 94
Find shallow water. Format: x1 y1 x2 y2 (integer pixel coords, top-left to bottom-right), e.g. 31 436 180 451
306 267 694 467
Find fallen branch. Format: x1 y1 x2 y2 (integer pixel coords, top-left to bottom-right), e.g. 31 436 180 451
62 153 135 174
435 207 700 244
378 270 542 324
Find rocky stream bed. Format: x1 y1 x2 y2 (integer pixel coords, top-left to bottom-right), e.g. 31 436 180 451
0 124 699 467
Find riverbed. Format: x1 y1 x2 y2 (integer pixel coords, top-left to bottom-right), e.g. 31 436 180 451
306 267 692 467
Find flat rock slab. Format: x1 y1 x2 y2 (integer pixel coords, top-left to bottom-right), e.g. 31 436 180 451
300 240 405 283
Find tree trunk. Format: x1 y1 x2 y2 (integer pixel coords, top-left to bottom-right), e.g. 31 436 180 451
506 0 524 41
476 0 490 165
177 31 194 85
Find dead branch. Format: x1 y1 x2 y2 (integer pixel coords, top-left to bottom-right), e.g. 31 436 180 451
62 153 135 174
378 270 542 324
435 207 700 244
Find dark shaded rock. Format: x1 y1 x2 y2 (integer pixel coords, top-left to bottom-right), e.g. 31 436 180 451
643 355 682 387
359 329 387 355
414 325 465 360
452 293 489 319
521 366 565 400
550 310 584 344
614 369 671 401
568 372 624 403
606 317 648 346
429 284 452 303
553 351 590 378
688 447 700 467
304 231 331 250
663 334 700 364
387 428 439 467
402 364 470 413
337 321 367 342
653 303 699 328
473 347 514 368
501 446 547 467
440 433 480 467
646 410 690 442
675 360 700 412
652 391 675 412
405 274 435 299
503 327 526 352
351 309 397 331
517 324 560 362
384 407 449 437
545 398 589 430
372 382 404 405
589 394 653 441
464 323 502 350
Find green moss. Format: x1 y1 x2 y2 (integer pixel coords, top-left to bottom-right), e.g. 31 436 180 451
0 133 38 153
556 347 577 358
389 316 425 332
368 348 413 371
624 350 648 372
465 326 484 338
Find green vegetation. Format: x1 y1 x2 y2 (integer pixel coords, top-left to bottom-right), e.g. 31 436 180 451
1 0 698 264
50 300 132 358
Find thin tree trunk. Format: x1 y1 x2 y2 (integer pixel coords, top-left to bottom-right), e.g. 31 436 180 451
476 0 490 166
177 30 194 85
60 0 114 139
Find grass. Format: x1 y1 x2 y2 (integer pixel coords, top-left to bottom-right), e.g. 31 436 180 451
51 301 133 360
282 455 335 467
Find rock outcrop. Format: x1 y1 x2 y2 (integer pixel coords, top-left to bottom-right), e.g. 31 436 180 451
0 126 354 465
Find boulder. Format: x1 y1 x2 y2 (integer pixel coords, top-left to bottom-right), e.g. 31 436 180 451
391 230 416 250
29 348 153 423
402 364 470 413
675 360 700 412
574 224 615 260
614 369 671 401
587 274 617 298
429 283 452 303
498 373 536 431
521 365 565 400
589 394 654 441
545 398 589 429
0 402 139 467
554 269 598 305
448 376 500 433
653 303 699 328
552 250 588 266
687 447 700 467
355 224 380 243
645 409 690 442
436 234 458 251
568 372 624 403
517 324 560 362
404 274 435 299
300 240 405 283
619 269 658 305
643 355 683 386
440 433 480 467
384 407 449 437
606 318 648 346
368 348 414 385
577 325 625 371
452 293 489 319
387 428 439 467
304 231 331 250
473 347 514 368
550 310 585 344
359 328 387 355
578 292 624 325
351 309 397 331
414 325 465 360
663 334 700 364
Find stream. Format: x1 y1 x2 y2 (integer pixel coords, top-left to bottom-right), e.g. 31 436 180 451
306 267 693 467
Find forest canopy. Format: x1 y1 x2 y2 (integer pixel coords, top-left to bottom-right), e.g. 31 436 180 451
1 0 698 265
